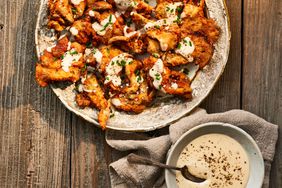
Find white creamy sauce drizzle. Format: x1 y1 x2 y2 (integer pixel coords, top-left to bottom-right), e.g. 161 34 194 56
114 0 138 12
111 98 122 106
165 2 183 17
171 82 178 89
71 0 83 5
92 14 117 36
61 49 82 72
70 27 79 36
89 10 95 17
78 74 98 93
149 59 164 90
123 26 139 38
136 75 144 83
105 53 134 87
46 44 56 52
175 37 195 62
176 134 250 188
84 48 103 66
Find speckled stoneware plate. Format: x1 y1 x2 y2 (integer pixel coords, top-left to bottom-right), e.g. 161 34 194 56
35 0 231 131
165 122 264 188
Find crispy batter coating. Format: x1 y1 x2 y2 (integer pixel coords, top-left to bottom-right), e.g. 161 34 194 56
48 0 74 31
36 64 80 87
37 0 220 128
36 36 84 86
144 56 192 98
111 79 154 113
147 24 180 52
70 0 87 18
164 52 189 67
190 35 213 68
181 16 220 44
71 19 98 44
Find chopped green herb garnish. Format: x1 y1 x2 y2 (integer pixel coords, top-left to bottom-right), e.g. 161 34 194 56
92 48 97 54
189 41 192 47
70 50 78 55
81 64 87 73
125 18 133 27
100 15 113 32
135 69 140 75
110 113 115 118
71 8 77 14
177 43 181 49
152 53 159 58
86 42 92 48
128 61 133 64
183 39 188 44
53 57 58 61
106 76 110 80
166 7 170 12
158 85 162 90
155 73 161 80
176 7 183 13
137 75 142 83
120 60 127 66
170 9 174 13
173 15 181 24
154 25 160 29
61 55 65 59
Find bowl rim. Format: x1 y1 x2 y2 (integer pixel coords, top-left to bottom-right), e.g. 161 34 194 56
165 122 265 187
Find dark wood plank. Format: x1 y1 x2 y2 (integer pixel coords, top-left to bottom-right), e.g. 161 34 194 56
0 0 71 187
71 118 112 188
201 0 242 112
242 0 281 187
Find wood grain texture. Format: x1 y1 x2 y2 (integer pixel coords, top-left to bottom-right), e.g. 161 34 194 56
0 0 281 187
201 0 242 112
242 0 281 187
0 0 71 187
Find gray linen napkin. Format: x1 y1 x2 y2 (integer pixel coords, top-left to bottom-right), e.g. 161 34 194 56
106 108 279 188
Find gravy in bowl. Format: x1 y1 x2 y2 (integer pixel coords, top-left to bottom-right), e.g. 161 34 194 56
176 133 249 188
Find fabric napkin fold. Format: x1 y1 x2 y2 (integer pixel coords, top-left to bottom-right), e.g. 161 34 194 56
106 108 279 188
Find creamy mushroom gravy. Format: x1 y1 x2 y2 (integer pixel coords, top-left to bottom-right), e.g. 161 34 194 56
176 134 249 188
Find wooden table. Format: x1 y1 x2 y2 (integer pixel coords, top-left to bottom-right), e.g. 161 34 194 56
0 0 280 187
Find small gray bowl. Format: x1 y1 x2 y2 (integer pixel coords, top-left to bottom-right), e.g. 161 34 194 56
165 122 264 188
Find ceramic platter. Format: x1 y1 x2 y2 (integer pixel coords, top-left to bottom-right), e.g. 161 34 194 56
35 0 231 132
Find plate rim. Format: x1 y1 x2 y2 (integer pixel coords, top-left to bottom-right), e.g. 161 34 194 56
35 0 231 132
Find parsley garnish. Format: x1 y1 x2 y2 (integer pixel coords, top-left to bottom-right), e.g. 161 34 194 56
86 42 92 48
100 15 113 32
120 60 127 66
71 8 77 14
155 73 161 80
137 75 142 83
154 25 160 29
189 41 192 47
152 53 159 58
135 69 140 75
177 43 181 49
176 6 183 13
81 64 87 73
70 50 78 55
